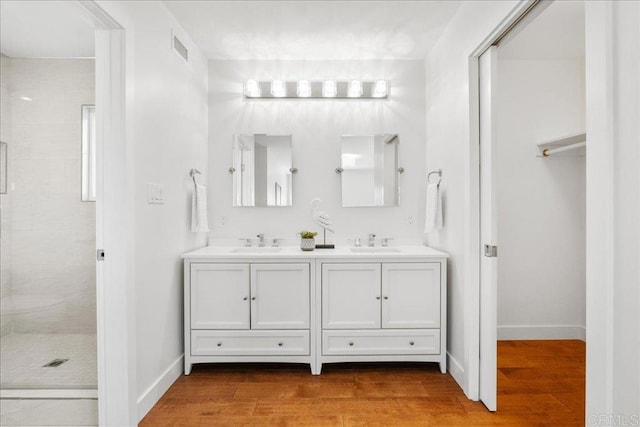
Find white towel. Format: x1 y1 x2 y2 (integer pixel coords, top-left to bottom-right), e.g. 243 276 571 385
191 182 210 233
424 183 443 233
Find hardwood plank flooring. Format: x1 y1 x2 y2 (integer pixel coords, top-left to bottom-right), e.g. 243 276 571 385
141 340 585 426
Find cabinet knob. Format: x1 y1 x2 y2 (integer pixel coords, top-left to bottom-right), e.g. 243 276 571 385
376 296 381 300
349 341 354 347
383 296 389 300
243 296 248 301
251 296 256 301
278 342 284 347
409 340 415 346
217 342 222 347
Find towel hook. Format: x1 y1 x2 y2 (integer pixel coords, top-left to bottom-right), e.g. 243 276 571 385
427 169 442 185
190 168 201 185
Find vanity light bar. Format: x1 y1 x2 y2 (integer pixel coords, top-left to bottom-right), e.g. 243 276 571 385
244 80 389 99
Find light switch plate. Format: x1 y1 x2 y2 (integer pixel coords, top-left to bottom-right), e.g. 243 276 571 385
147 183 165 204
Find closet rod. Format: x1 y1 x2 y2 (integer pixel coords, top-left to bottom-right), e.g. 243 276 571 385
542 141 586 157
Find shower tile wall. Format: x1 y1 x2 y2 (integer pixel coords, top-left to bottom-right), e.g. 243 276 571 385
4 58 95 334
1 55 13 336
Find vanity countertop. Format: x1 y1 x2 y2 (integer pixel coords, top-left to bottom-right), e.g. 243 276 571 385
182 245 449 260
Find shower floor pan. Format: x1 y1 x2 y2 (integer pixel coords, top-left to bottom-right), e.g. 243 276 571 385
0 333 97 390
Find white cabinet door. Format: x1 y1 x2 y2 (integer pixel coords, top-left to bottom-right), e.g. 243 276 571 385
322 263 381 329
191 263 250 330
382 263 440 329
251 263 310 330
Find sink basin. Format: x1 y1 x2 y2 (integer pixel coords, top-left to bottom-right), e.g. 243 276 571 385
232 247 283 254
350 247 401 253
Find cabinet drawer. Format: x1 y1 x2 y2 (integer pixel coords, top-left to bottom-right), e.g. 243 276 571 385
322 329 440 356
191 330 310 356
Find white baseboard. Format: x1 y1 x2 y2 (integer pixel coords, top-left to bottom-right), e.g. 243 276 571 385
498 325 586 341
137 354 184 423
447 352 465 389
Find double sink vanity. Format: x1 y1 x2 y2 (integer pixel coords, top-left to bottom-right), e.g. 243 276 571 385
182 245 448 375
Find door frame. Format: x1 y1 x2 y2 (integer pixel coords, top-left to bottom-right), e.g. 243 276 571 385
466 0 617 419
78 1 136 425
465 0 540 401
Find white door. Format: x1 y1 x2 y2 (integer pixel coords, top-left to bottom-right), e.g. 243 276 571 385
190 263 250 329
322 263 381 329
479 46 498 411
381 263 440 329
250 263 310 329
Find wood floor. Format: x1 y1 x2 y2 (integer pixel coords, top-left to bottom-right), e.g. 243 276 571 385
141 340 585 426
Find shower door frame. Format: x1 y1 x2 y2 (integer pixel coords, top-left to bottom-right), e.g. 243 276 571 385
80 1 136 425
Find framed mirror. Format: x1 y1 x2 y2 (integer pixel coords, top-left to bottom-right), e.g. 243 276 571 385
339 134 399 207
232 134 293 207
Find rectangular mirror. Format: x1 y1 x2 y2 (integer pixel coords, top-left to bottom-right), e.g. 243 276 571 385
232 134 293 207
340 134 399 207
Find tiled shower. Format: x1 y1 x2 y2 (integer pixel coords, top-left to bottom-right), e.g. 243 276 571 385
0 56 98 425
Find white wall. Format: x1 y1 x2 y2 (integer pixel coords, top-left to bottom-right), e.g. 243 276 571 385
585 0 640 421
497 59 586 340
424 0 519 392
1 58 96 335
208 60 426 244
94 1 208 421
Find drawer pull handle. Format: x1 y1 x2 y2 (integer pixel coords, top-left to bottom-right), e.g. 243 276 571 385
217 342 222 347
278 342 284 347
376 296 381 300
251 297 256 301
349 341 354 347
383 296 389 300
243 297 248 301
409 340 415 346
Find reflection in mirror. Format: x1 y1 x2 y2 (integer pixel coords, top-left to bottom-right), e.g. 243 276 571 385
232 134 293 207
340 134 399 207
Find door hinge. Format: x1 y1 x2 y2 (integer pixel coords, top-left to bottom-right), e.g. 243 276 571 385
97 249 105 261
484 244 497 258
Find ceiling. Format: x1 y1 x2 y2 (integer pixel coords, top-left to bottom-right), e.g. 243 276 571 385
499 1 585 60
0 1 94 58
163 1 463 60
0 1 584 62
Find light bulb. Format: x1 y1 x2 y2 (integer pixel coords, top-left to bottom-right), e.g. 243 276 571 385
245 80 261 97
373 80 388 97
348 80 363 98
323 80 337 97
297 80 311 97
271 80 286 97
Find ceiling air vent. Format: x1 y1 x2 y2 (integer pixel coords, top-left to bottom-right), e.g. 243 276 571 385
173 34 189 62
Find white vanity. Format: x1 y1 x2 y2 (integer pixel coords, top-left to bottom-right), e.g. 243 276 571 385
182 246 448 375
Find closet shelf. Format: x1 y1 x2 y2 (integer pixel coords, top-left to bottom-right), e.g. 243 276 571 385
536 133 586 158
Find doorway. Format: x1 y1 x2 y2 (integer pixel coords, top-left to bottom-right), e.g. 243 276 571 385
477 0 586 411
0 2 99 424
0 1 131 425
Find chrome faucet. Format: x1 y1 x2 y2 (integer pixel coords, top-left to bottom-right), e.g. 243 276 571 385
256 233 265 247
367 233 376 247
354 237 362 247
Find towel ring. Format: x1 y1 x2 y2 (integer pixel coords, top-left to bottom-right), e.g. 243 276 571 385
427 169 442 185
